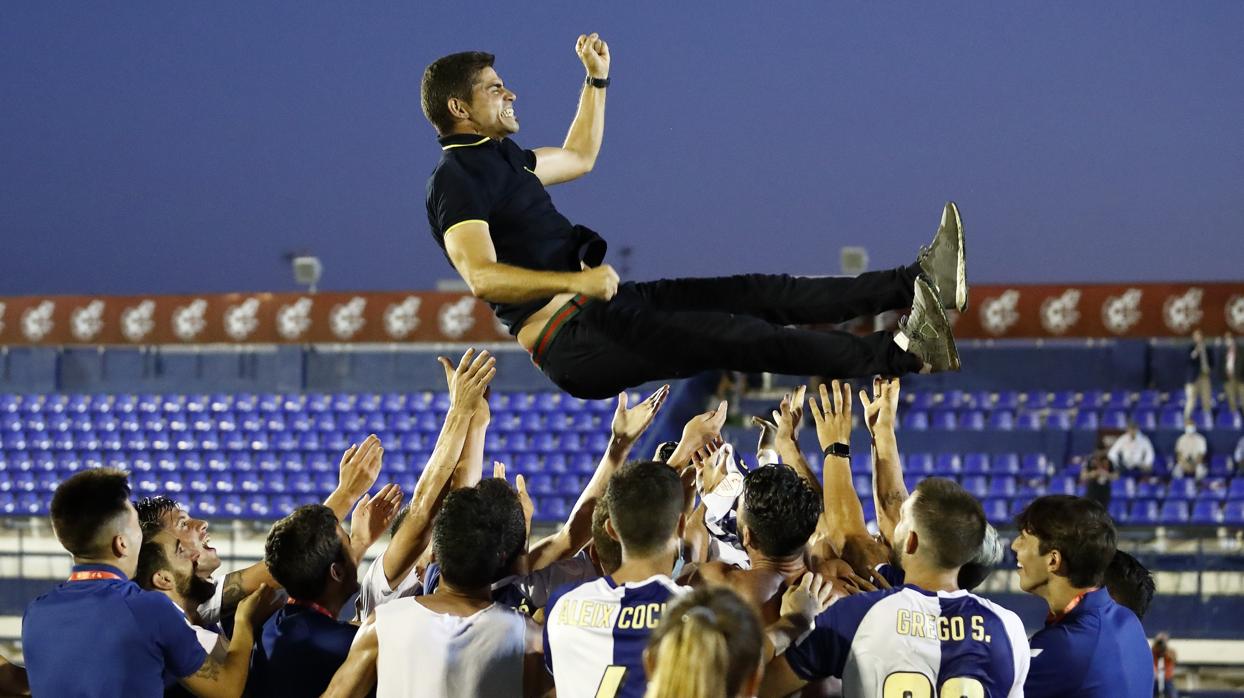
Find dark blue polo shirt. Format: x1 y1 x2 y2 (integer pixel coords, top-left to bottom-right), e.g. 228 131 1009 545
425 133 607 334
1025 587 1152 698
248 602 358 697
22 563 207 698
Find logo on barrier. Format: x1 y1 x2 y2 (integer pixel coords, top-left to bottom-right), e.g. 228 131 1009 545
384 296 422 339
122 300 156 342
439 297 477 339
1040 289 1081 335
173 300 209 341
71 301 106 341
1101 289 1143 335
277 298 313 340
22 301 55 342
224 298 262 340
980 290 1020 336
1226 296 1244 334
1163 288 1204 334
331 297 367 339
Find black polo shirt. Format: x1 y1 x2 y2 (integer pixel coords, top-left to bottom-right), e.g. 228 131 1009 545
425 133 607 334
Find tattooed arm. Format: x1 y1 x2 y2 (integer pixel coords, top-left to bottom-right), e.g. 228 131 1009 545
180 585 275 698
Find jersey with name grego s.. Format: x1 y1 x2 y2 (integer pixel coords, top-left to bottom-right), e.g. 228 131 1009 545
784 585 1030 698
543 574 687 698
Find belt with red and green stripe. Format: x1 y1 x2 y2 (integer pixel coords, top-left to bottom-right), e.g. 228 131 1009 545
530 294 589 368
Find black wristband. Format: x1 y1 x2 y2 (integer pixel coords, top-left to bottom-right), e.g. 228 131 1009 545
585 75 610 89
823 442 850 458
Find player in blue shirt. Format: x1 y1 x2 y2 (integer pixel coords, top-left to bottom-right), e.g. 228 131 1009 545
762 477 1031 697
23 469 264 698
249 504 372 698
1013 495 1153 697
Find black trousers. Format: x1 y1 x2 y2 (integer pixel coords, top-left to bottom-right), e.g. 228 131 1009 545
537 265 925 400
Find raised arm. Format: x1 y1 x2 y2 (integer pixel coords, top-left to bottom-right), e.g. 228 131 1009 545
348 483 405 565
180 584 276 698
532 33 610 186
808 381 870 555
526 385 670 571
380 350 495 587
444 222 617 304
859 378 906 546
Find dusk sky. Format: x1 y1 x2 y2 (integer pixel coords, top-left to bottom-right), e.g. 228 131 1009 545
2 1 1241 296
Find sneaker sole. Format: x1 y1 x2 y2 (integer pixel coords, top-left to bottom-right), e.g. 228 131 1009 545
945 201 968 313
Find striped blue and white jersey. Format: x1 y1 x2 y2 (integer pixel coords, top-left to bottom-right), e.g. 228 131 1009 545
785 585 1030 698
543 574 688 698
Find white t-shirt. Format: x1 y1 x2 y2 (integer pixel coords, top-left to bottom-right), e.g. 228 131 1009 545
195 578 225 627
357 550 425 620
374 599 532 698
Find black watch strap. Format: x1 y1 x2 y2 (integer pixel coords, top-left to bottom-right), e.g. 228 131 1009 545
585 75 610 89
824 442 851 458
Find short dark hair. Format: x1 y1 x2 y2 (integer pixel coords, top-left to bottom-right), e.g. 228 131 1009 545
134 537 172 591
476 478 528 573
433 487 505 589
591 501 621 575
1104 550 1155 620
910 478 987 570
421 51 495 135
50 469 132 557
741 465 821 558
264 505 347 600
135 495 181 537
605 461 685 557
1015 495 1117 588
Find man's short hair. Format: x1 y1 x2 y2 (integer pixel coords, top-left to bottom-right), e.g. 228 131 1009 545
591 501 621 576
741 465 822 558
264 505 347 601
135 495 181 537
1104 550 1155 619
604 461 684 557
910 478 987 570
421 51 495 135
50 469 132 557
134 537 172 591
1015 495 1117 588
476 478 528 573
433 487 505 589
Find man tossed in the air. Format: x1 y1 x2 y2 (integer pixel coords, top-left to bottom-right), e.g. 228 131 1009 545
422 34 964 400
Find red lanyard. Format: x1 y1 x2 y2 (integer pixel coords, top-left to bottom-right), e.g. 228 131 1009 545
1046 587 1098 625
68 570 123 582
287 598 335 620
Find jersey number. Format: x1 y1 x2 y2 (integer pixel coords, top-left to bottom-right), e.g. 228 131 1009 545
594 665 628 698
883 671 985 698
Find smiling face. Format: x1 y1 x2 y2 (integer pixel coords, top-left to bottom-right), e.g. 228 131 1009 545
455 66 518 138
159 507 220 577
1011 529 1055 594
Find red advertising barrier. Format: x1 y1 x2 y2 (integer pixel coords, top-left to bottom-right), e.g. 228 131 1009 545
0 282 1240 345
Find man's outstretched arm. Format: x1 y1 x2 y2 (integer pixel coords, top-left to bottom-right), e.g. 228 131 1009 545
444 222 617 304
860 378 906 545
533 33 610 186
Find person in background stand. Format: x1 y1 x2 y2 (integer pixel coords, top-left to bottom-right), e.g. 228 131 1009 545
1152 632 1178 698
1224 332 1243 417
1080 450 1117 510
1184 330 1213 420
1108 420 1155 476
1173 418 1208 480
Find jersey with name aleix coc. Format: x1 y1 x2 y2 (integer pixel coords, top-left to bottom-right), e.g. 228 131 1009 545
785 585 1031 698
543 574 688 698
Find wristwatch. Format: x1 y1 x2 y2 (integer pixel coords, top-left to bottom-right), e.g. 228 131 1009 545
585 75 610 89
823 442 851 459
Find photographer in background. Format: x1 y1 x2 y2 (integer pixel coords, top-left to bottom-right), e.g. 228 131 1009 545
1152 632 1178 698
1080 450 1117 510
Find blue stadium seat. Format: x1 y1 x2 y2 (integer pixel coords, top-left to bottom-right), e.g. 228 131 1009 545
988 410 1015 430
1190 500 1222 525
1167 478 1198 502
1136 390 1162 409
908 392 937 410
853 475 872 498
1100 409 1128 430
988 476 1016 498
1208 455 1233 477
1159 407 1184 430
962 453 990 475
1081 390 1107 408
902 411 929 431
931 410 957 431
1159 501 1189 525
1046 411 1073 430
1108 500 1130 524
961 410 986 431
1215 408 1242 430
1223 501 1244 526
1131 409 1157 431
1015 412 1041 430
1020 454 1050 478
905 453 934 475
1049 391 1077 409
1049 475 1076 496
1228 479 1244 501
1111 478 1135 499
933 454 961 476
1130 500 1160 525
1074 411 1099 430
1104 392 1131 409
983 498 1010 526
961 476 988 498
991 453 1020 475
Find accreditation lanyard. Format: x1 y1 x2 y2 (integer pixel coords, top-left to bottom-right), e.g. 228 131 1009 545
287 598 335 620
68 570 124 582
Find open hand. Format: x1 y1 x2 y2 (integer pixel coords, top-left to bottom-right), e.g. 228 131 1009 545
351 483 404 552
611 385 670 447
493 461 534 537
337 435 383 501
808 380 854 451
236 583 280 628
858 377 900 436
780 572 835 623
